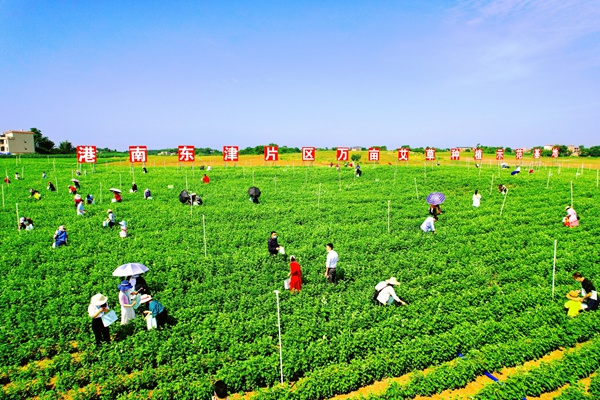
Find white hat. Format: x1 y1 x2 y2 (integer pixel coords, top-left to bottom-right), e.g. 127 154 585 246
140 294 152 304
90 293 107 306
119 221 126 227
385 277 400 286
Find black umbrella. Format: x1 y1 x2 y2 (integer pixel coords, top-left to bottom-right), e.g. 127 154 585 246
179 190 190 204
248 187 261 198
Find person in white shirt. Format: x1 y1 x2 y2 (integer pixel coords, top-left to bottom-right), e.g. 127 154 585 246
374 277 407 306
421 216 437 233
88 293 111 346
472 189 481 207
324 243 338 284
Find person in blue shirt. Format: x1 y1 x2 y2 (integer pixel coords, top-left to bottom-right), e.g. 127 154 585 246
53 225 68 248
142 295 168 328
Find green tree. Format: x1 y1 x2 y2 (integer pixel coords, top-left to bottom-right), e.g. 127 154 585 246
30 127 56 154
351 154 361 162
57 140 76 154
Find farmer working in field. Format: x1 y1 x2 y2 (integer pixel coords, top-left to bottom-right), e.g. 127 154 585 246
325 243 338 284
572 272 598 311
564 290 585 317
421 215 438 234
88 293 112 346
104 209 116 228
52 225 68 248
373 277 407 306
19 217 34 231
202 174 210 184
498 184 508 194
563 206 579 227
47 181 56 191
268 231 282 256
130 182 138 193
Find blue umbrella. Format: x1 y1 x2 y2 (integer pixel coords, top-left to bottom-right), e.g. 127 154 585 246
426 192 446 205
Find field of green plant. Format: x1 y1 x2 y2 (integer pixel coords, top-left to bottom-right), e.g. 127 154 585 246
1 157 599 399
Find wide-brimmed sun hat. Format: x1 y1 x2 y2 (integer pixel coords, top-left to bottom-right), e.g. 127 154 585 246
386 277 400 286
118 280 133 291
566 290 580 301
140 294 152 304
90 293 107 306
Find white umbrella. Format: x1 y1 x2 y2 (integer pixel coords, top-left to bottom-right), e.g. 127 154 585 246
109 188 122 193
71 179 80 183
112 263 149 277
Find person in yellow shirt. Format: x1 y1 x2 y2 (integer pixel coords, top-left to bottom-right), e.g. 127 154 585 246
564 290 585 317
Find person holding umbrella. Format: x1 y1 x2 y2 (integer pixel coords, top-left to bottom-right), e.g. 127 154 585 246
88 293 112 346
248 186 261 204
109 188 122 202
117 280 137 325
52 225 68 248
426 192 445 216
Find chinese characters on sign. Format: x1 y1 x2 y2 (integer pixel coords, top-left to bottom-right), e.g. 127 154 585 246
450 148 460 161
129 146 148 163
302 147 315 161
496 148 504 160
76 146 97 163
552 147 559 158
264 146 279 161
368 148 380 161
425 148 436 161
533 148 541 159
398 148 409 161
515 148 524 160
223 146 239 162
336 147 349 161
178 146 195 162
474 148 483 161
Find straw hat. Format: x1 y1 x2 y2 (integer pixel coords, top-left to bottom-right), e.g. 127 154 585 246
386 277 400 286
565 206 572 210
566 290 580 301
90 293 107 306
107 209 113 213
140 294 152 304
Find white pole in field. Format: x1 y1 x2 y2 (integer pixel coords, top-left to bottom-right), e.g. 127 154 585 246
100 182 103 204
570 181 573 208
393 164 397 184
387 200 391 234
119 174 122 191
16 203 20 232
552 239 557 299
53 158 56 172
489 175 494 195
132 168 135 183
499 191 508 216
21 166 24 179
1 185 4 208
185 173 189 191
423 163 426 183
581 164 584 176
55 176 59 194
274 290 284 384
202 214 207 258
338 173 342 191
414 177 419 200
317 183 322 207
546 170 551 189
252 171 255 186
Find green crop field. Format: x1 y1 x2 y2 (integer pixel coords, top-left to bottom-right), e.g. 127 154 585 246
1 157 600 399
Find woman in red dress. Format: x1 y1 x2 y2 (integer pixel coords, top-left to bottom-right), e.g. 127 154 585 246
289 256 302 293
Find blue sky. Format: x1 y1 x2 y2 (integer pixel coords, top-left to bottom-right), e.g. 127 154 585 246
1 1 599 150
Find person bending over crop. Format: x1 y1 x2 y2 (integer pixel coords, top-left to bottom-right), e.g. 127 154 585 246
142 295 168 329
19 217 34 231
472 190 481 207
373 277 407 306
203 174 210 184
68 185 77 195
47 181 55 191
421 215 438 234
52 226 68 248
572 272 598 311
268 231 282 256
564 290 585 317
563 206 579 227
130 182 138 193
29 188 41 200
88 293 111 346
498 184 508 194
104 209 116 228
144 188 152 200
429 204 442 216
325 243 338 284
